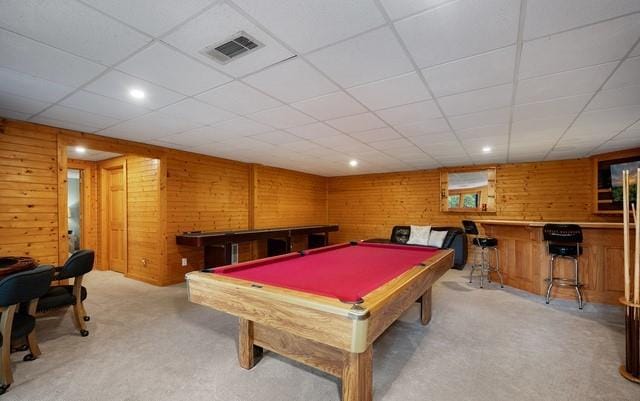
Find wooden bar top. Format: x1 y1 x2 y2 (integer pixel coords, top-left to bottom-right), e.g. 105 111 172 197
476 219 634 229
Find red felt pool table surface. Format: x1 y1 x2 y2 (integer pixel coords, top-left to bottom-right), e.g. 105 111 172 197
212 242 440 302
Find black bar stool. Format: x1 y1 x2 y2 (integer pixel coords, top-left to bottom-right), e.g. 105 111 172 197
543 224 584 309
462 220 503 288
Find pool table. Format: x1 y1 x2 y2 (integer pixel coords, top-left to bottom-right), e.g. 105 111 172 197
186 242 453 401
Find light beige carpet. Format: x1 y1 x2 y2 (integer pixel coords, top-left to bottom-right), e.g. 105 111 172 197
3 269 637 401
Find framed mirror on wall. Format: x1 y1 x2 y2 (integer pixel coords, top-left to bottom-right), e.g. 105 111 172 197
593 148 640 214
440 168 497 212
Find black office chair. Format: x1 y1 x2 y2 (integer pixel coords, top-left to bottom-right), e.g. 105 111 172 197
543 224 584 309
0 265 53 394
37 250 94 336
462 220 503 288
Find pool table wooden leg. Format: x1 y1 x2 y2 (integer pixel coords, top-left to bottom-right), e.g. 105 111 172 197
238 318 262 369
341 345 372 401
420 287 432 326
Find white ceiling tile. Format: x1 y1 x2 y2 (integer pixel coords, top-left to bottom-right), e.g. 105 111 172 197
523 0 640 40
291 92 366 120
395 0 519 68
84 70 185 109
422 46 515 97
326 112 387 133
251 130 301 145
394 118 451 137
516 62 615 104
163 3 294 77
81 0 213 37
438 83 512 116
306 26 414 88
208 117 273 138
158 125 240 146
158 98 236 125
632 42 640 57
196 80 281 115
0 108 31 120
248 105 315 129
511 115 573 139
311 135 364 151
60 91 151 120
376 100 442 126
565 105 640 137
0 67 74 103
349 127 401 143
232 0 385 53
605 56 640 89
456 124 509 139
30 115 100 132
285 122 341 139
280 140 324 152
243 58 337 103
218 136 273 150
117 43 231 96
519 14 640 79
0 29 105 87
369 138 415 150
587 84 640 111
347 72 430 110
513 94 591 121
99 111 200 140
381 0 453 20
0 0 150 64
0 90 50 116
39 105 119 129
448 107 511 130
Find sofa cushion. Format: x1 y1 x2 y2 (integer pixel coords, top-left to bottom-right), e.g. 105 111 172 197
427 230 448 248
407 225 431 246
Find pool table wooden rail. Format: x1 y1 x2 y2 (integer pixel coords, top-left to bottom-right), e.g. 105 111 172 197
185 247 454 401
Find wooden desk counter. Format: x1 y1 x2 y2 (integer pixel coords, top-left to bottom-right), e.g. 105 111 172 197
476 220 636 305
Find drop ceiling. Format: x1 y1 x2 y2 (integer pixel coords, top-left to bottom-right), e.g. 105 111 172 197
1 0 639 177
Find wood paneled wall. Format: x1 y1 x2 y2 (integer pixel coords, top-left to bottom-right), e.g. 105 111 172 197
2 118 632 287
254 165 328 228
125 155 163 284
165 152 249 283
0 122 59 265
328 159 616 244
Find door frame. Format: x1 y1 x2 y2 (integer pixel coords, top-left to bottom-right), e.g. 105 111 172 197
99 157 128 274
67 160 95 250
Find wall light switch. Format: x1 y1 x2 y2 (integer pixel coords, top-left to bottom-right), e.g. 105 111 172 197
181 258 188 267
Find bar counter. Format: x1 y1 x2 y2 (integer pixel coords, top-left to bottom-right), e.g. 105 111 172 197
477 220 636 305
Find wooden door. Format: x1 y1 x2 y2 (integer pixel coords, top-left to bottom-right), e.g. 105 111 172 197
107 167 126 273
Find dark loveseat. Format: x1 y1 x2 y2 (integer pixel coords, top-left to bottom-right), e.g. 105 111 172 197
365 225 467 269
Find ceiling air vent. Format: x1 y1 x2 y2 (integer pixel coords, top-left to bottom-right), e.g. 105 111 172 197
200 32 263 64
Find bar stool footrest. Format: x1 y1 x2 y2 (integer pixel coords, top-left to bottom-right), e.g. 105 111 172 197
545 277 583 287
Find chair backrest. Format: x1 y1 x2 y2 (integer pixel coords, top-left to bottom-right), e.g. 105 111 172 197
389 226 411 244
0 265 53 307
461 220 479 236
543 224 583 243
57 250 95 280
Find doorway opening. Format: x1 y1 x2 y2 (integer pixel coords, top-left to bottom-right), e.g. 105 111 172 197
66 146 125 273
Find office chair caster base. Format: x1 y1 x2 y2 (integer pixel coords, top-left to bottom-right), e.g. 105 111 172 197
83 316 90 322
80 329 89 337
23 353 36 362
0 384 10 394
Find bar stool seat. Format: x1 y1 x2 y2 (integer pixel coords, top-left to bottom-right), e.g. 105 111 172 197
472 237 497 248
548 243 583 257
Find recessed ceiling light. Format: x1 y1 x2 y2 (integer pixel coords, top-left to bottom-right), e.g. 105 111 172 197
74 146 86 154
349 160 358 167
129 88 145 99
482 146 492 153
